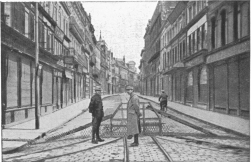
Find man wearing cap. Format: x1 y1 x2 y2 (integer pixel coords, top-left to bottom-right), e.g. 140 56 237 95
126 85 141 147
88 86 105 144
159 90 168 111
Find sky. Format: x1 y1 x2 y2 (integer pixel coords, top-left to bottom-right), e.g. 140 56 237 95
82 1 158 71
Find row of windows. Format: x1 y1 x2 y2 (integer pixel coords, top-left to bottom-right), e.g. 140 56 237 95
163 39 186 69
187 1 207 23
211 2 250 49
40 2 69 37
161 13 185 49
161 1 207 49
2 3 73 57
187 22 207 55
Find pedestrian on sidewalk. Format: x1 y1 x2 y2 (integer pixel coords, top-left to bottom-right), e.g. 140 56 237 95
159 90 168 111
88 86 105 144
126 85 142 147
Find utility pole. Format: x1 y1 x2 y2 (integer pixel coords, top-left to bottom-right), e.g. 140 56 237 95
35 3 40 129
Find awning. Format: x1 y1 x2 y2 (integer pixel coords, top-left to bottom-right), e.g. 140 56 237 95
65 70 73 79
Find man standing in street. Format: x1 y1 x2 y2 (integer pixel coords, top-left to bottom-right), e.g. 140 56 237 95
159 90 168 111
126 85 141 147
88 86 105 144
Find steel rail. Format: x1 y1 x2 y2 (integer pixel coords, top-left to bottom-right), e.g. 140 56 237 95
139 96 249 138
123 137 129 162
151 136 173 162
29 137 123 161
4 138 91 160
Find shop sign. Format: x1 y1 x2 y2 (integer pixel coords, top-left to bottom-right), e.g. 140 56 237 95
64 56 74 65
83 67 88 74
65 70 73 79
54 70 62 77
55 26 64 42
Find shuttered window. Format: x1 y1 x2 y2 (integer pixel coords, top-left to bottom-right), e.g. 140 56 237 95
214 64 227 109
239 58 250 111
31 62 35 106
228 61 239 110
7 53 18 108
42 66 53 105
198 66 208 103
58 77 62 107
53 76 57 104
21 58 31 106
186 71 193 103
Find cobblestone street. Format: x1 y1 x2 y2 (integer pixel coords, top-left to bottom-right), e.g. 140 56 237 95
3 95 250 162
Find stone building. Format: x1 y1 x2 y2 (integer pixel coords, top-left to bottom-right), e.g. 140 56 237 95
140 0 250 118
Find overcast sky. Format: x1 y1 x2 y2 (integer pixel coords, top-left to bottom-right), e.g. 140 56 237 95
82 1 158 72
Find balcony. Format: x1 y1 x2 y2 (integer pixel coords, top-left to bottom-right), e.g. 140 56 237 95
90 55 96 67
69 16 84 44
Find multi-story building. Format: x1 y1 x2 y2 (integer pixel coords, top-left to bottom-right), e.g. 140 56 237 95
140 0 250 118
206 1 249 117
142 1 177 97
1 2 103 126
97 34 109 95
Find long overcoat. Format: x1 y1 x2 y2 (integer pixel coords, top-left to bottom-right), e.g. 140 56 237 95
127 93 141 135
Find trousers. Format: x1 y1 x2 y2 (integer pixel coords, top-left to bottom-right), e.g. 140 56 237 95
92 116 103 139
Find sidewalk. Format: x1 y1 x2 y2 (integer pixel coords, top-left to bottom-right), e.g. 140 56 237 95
2 95 113 153
139 94 250 136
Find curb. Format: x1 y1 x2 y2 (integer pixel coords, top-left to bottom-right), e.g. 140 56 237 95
2 95 118 154
138 95 250 138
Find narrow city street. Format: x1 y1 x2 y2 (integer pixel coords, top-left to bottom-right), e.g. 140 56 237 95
3 94 249 162
1 1 250 162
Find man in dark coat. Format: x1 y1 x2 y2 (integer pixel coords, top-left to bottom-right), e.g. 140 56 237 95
159 90 168 111
88 86 105 144
126 85 141 147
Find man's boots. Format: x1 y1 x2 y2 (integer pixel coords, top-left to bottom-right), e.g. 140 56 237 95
130 134 139 147
91 129 98 144
96 129 104 142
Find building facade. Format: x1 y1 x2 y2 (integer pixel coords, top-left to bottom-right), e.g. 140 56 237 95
140 0 250 118
1 2 111 126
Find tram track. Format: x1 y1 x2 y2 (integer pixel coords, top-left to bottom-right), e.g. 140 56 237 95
139 96 249 138
3 94 249 162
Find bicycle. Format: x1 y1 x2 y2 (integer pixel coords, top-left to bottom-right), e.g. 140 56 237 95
160 101 167 112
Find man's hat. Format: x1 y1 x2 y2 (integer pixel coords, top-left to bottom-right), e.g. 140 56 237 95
126 85 134 90
95 87 101 91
